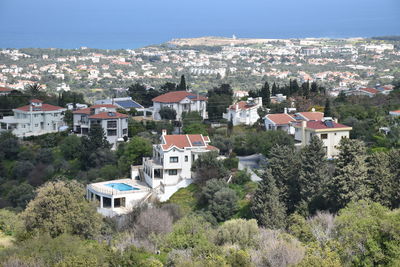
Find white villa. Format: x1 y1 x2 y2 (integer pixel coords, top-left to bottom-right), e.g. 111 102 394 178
151 91 208 121
264 113 296 134
222 97 262 126
87 131 218 217
294 117 352 158
0 99 66 137
72 104 128 148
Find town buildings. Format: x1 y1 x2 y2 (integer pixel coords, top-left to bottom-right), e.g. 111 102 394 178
72 104 128 148
151 91 207 121
0 99 66 137
87 131 218 216
222 97 262 126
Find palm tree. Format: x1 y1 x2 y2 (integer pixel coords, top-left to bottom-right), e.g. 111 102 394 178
25 83 42 98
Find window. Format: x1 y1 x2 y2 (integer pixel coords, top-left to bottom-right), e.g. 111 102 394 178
321 134 328 139
54 113 58 117
123 128 127 135
170 157 178 163
107 129 117 136
35 124 38 127
185 155 188 162
168 169 177 175
107 120 117 128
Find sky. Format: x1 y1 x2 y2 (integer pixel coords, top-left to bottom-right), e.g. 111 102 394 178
0 0 399 49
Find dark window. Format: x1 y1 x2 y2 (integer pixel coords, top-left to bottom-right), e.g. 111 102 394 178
107 129 117 136
123 128 127 134
168 169 177 175
321 133 328 139
185 155 188 162
107 120 117 128
170 157 178 163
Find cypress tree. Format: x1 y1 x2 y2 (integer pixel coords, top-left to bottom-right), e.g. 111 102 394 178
177 74 187 90
330 138 370 211
298 136 329 214
311 81 318 94
268 145 301 212
260 81 271 106
323 98 332 117
271 82 278 96
301 80 310 98
388 149 400 208
368 151 394 207
251 169 287 229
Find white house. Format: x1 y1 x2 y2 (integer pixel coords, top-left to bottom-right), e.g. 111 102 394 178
294 118 352 158
152 91 207 121
345 87 379 97
264 113 296 134
389 110 400 117
72 104 128 148
94 97 144 112
222 97 262 126
87 131 218 217
0 99 66 137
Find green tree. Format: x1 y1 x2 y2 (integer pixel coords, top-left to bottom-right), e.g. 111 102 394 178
20 180 103 239
177 74 187 90
182 123 208 135
251 169 287 229
330 139 370 211
301 81 310 98
260 81 271 107
335 200 400 266
389 149 400 208
323 98 332 117
60 135 82 160
118 137 152 173
271 82 278 95
209 187 239 222
368 151 394 207
159 107 177 120
268 145 300 212
191 151 228 184
298 136 329 214
216 219 259 248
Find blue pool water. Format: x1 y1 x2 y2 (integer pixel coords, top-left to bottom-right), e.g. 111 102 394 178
105 183 140 191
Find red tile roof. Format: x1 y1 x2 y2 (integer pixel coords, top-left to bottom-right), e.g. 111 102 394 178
360 87 379 94
72 108 91 114
266 113 295 125
0 87 12 92
161 134 214 151
228 101 257 110
297 112 324 121
89 112 128 119
297 120 351 130
152 91 207 103
390 110 400 114
15 103 65 112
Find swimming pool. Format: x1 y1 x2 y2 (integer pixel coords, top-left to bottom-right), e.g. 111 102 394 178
105 183 140 191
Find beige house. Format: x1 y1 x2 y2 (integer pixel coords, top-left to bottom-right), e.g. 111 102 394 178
294 118 352 158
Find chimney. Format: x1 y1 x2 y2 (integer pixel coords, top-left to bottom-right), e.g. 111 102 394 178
162 129 167 136
301 120 307 147
334 118 338 123
236 103 239 110
311 108 316 112
284 107 287 114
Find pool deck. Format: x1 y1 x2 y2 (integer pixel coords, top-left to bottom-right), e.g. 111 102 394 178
87 178 151 196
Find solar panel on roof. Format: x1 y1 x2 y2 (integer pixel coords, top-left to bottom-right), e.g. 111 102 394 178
115 100 143 109
324 120 334 128
187 95 196 99
192 141 203 146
